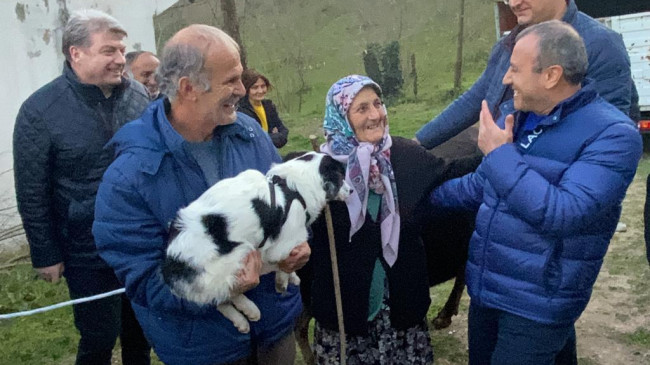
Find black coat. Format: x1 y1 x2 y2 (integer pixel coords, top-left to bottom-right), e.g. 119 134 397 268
13 62 150 269
238 96 289 148
308 137 481 335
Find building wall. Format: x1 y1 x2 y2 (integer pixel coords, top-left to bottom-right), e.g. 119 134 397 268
0 0 176 252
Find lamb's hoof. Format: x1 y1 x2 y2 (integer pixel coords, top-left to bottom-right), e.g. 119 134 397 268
432 315 452 330
243 306 261 322
289 273 301 286
234 320 251 334
275 281 288 293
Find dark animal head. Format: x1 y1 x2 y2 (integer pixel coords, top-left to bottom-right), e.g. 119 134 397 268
318 154 350 201
268 152 351 205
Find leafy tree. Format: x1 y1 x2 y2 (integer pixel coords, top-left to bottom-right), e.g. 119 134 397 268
363 41 404 102
381 41 404 101
363 43 383 86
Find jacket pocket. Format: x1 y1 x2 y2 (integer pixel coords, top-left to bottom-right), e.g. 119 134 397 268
66 198 95 242
543 239 563 295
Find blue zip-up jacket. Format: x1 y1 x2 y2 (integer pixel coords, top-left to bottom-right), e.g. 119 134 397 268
93 99 301 365
416 0 633 149
431 83 641 325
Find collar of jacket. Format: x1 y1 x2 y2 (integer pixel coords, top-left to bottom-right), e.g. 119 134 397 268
499 79 598 129
238 95 271 116
63 61 129 104
562 0 578 24
238 95 254 113
147 98 258 172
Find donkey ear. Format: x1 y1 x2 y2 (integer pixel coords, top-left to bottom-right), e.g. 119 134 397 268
324 181 339 200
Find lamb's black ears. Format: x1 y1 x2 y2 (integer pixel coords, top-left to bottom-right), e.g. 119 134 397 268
167 218 180 245
271 175 285 185
324 181 340 200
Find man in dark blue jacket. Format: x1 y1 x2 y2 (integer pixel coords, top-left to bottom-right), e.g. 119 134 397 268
431 21 641 364
415 0 634 149
125 51 161 100
13 9 151 365
93 25 310 365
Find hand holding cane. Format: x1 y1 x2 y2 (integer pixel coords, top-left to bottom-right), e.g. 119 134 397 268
310 134 347 365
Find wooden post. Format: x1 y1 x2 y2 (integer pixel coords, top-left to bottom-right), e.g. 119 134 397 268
310 135 347 365
454 0 466 93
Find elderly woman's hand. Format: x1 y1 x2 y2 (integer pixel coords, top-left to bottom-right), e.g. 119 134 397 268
278 242 311 273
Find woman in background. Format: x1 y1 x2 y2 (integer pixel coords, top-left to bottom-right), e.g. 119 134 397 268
238 69 289 148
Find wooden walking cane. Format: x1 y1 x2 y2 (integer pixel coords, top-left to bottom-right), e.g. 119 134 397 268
310 135 347 365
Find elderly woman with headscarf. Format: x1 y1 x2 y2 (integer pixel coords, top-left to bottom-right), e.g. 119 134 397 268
308 75 479 364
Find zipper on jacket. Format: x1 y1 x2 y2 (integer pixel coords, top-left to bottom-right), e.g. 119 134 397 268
477 198 499 307
215 134 224 181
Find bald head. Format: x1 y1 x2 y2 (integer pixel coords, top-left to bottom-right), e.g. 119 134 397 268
158 24 245 142
167 24 239 55
158 25 240 101
125 51 160 98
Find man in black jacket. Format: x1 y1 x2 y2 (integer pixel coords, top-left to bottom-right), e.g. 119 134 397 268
125 51 161 100
13 9 151 365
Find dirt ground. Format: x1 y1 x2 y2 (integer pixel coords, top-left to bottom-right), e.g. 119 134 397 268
575 172 650 364
434 173 650 365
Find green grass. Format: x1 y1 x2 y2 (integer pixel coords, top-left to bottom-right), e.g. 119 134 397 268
623 328 650 348
0 264 77 365
0 266 468 364
429 282 470 363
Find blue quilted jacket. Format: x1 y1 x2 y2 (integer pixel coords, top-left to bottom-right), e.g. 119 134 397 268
416 0 633 149
93 99 301 365
431 83 641 325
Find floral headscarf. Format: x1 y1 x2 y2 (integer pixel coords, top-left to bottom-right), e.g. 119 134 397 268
320 75 400 267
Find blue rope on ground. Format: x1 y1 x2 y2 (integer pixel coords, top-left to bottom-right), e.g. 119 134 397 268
0 288 125 320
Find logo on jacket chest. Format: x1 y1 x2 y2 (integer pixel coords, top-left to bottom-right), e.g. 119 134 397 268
519 127 544 149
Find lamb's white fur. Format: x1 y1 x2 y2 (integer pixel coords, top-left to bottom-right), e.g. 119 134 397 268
164 152 350 333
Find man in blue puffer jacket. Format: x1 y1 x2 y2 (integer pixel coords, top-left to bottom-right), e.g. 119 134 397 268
431 21 641 364
93 25 309 365
416 0 634 149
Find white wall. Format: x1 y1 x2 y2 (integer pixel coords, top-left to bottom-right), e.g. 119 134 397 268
0 0 176 251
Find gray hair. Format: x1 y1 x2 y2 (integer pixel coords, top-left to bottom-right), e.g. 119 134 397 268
157 43 211 101
124 51 154 78
62 9 127 62
516 20 588 85
158 25 240 101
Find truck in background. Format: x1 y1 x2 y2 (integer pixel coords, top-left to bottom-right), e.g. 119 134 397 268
493 1 650 149
599 11 650 148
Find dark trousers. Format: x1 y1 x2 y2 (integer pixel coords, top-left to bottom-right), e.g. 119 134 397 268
222 331 296 365
65 267 151 365
468 302 577 365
